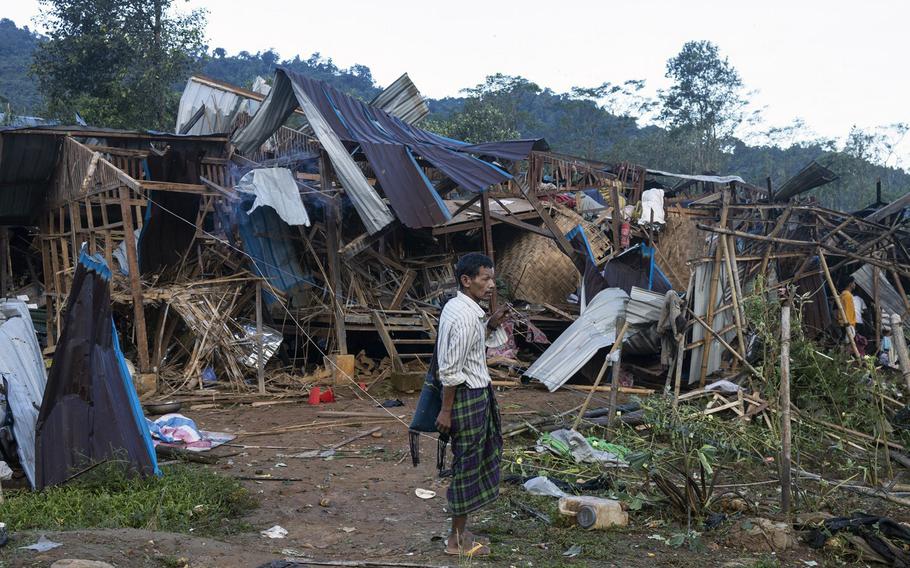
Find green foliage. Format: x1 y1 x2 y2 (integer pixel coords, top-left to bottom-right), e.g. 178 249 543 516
0 19 43 114
0 463 256 535
32 0 207 130
424 97 518 143
658 40 749 172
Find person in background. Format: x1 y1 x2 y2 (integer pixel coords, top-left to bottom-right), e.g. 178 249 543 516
880 328 896 368
853 293 869 336
838 279 858 344
435 253 508 558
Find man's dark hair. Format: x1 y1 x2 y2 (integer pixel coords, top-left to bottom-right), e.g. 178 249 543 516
845 277 856 289
455 253 494 286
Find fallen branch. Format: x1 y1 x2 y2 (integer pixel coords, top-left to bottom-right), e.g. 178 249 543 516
797 469 910 507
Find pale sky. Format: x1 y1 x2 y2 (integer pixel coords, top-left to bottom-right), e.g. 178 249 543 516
5 0 910 166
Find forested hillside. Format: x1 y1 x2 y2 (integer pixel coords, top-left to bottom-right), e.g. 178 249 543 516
1 18 905 211
0 19 43 114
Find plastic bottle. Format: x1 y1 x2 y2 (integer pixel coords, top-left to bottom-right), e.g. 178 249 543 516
558 496 628 529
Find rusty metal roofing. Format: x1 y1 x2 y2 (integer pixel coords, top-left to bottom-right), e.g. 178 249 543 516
234 68 541 230
774 160 838 201
369 73 430 125
0 131 62 224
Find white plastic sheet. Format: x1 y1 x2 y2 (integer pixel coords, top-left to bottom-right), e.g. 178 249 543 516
0 300 47 488
236 168 311 227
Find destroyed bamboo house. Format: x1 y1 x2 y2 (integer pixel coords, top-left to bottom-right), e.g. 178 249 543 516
0 68 908 402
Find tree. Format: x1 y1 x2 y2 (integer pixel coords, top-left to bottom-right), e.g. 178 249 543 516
424 98 519 143
659 41 748 172
570 79 656 120
33 0 207 130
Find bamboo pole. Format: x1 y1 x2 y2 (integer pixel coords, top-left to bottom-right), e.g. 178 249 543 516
873 266 882 352
256 281 265 395
721 234 747 360
779 300 792 514
817 250 861 358
687 308 763 380
607 317 626 429
891 314 910 392
571 320 629 430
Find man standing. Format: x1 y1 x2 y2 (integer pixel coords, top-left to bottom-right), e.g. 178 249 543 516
436 253 507 558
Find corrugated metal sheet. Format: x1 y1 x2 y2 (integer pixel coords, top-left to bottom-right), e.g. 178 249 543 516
626 287 664 326
234 71 395 234
369 73 429 125
775 161 838 201
851 264 909 329
0 132 62 224
687 255 734 383
237 204 312 303
234 68 516 230
175 76 272 135
524 288 629 392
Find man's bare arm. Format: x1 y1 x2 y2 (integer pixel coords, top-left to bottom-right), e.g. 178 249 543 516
436 385 458 434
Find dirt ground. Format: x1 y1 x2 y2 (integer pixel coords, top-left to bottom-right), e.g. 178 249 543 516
0 387 863 567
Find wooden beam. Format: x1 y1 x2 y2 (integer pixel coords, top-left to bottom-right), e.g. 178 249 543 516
571 320 629 430
609 183 623 251
780 299 792 515
371 311 405 373
892 314 910 392
256 281 266 395
118 185 150 372
389 270 417 310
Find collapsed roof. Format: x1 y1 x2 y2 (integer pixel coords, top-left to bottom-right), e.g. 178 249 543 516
231 67 548 232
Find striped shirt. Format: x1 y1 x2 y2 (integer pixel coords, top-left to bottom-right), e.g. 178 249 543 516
437 292 508 388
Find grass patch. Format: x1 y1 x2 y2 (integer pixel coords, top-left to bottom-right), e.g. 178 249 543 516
0 463 256 535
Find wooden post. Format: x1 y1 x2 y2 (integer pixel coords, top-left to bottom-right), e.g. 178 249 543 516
672 334 685 409
480 190 497 311
0 227 9 297
721 234 747 360
118 185 150 373
572 320 628 430
818 250 860 358
609 183 623 251
874 266 882 352
608 316 626 429
321 153 347 355
256 281 265 395
890 270 910 317
891 314 910 392
780 299 792 515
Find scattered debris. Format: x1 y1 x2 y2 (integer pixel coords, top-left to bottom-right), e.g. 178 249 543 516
20 534 62 552
261 525 288 539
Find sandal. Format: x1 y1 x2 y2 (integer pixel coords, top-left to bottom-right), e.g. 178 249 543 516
445 540 491 557
449 531 490 546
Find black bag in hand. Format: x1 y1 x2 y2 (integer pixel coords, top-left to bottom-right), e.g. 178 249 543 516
408 309 450 470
